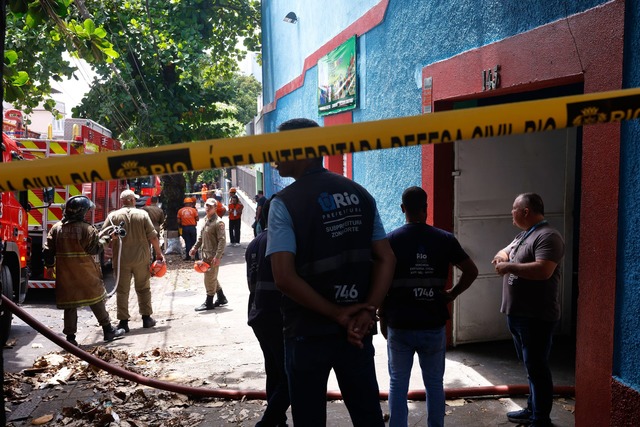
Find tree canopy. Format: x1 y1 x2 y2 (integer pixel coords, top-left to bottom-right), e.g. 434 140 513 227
3 0 119 114
71 0 261 147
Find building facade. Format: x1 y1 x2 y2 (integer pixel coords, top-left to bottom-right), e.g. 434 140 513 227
260 1 640 425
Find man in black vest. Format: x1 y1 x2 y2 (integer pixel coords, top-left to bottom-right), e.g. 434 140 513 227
381 186 478 427
266 118 396 427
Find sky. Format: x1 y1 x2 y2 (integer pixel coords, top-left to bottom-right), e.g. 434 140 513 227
50 54 95 113
51 51 260 115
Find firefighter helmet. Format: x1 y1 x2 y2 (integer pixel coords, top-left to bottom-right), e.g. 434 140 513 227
229 187 237 194
150 260 167 277
63 195 95 222
194 260 211 273
183 197 194 204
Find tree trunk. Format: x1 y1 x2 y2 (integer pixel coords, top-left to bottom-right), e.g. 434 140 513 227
162 173 186 231
186 171 202 197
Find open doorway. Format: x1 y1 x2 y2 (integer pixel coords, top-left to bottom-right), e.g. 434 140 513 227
447 83 582 345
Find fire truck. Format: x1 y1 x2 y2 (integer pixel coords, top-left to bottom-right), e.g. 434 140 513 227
0 133 30 342
11 118 125 290
128 175 162 206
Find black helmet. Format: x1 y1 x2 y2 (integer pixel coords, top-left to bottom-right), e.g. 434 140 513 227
63 195 94 222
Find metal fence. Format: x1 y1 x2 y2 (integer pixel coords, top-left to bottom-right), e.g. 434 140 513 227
236 165 258 199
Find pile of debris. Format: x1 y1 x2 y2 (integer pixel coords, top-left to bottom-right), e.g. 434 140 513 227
4 346 265 426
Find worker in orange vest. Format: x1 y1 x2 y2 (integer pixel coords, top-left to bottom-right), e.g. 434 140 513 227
228 188 244 246
177 197 199 261
201 183 209 207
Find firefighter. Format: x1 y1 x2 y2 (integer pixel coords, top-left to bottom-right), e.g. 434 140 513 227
43 195 125 346
190 198 228 310
177 197 199 261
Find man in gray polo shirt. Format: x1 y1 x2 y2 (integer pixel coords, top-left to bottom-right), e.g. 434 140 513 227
492 192 565 427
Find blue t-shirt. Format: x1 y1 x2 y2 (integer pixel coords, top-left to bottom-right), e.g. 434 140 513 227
266 196 386 256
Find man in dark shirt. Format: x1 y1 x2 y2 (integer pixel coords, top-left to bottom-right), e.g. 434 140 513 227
254 190 267 236
381 186 477 427
246 199 290 426
267 118 396 427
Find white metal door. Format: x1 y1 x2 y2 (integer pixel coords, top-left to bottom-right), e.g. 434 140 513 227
452 129 576 344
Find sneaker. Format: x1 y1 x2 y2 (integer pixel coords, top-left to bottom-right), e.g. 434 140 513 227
117 320 130 333
507 408 532 424
142 315 157 328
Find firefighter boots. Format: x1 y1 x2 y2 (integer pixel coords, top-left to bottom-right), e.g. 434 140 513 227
195 295 215 311
117 319 130 333
103 325 126 342
214 289 228 307
142 315 157 328
66 334 79 346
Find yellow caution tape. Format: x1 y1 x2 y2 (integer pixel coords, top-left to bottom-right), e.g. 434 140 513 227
2 88 640 192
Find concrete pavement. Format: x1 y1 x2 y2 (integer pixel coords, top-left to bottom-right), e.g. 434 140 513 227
5 214 576 426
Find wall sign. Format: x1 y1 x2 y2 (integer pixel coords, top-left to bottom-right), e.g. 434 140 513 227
318 36 357 116
482 65 501 91
422 76 433 114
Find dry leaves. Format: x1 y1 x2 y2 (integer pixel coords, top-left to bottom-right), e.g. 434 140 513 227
5 346 265 426
30 414 53 425
445 398 467 407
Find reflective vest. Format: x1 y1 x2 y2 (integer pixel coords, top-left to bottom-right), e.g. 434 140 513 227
277 167 376 337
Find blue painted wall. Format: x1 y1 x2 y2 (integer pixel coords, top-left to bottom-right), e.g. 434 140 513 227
262 0 606 232
614 0 640 393
262 0 379 106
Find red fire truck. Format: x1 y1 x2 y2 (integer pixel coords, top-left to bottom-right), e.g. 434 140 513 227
0 133 30 342
11 118 125 290
128 175 162 206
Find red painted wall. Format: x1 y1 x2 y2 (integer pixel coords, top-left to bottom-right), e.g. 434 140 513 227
421 2 625 425
324 111 353 175
421 145 453 231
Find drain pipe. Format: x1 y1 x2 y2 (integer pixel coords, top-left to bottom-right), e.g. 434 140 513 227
4 296 574 400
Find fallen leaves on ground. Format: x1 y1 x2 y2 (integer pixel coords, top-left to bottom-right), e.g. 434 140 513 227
5 346 266 426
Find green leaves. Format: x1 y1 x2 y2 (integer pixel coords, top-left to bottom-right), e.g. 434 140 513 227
67 19 120 63
3 50 29 102
9 0 70 28
72 0 261 147
4 4 118 109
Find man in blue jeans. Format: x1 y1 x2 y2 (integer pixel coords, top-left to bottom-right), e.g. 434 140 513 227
492 193 565 427
267 118 396 427
381 186 478 427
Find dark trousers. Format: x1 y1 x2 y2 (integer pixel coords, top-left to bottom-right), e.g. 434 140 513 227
252 322 290 427
182 225 196 258
507 315 557 425
285 334 384 427
229 219 241 244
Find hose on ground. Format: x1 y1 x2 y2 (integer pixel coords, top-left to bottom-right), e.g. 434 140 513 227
2 295 575 400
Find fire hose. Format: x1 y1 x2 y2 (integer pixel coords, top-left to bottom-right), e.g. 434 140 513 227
100 221 126 298
2 295 574 400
